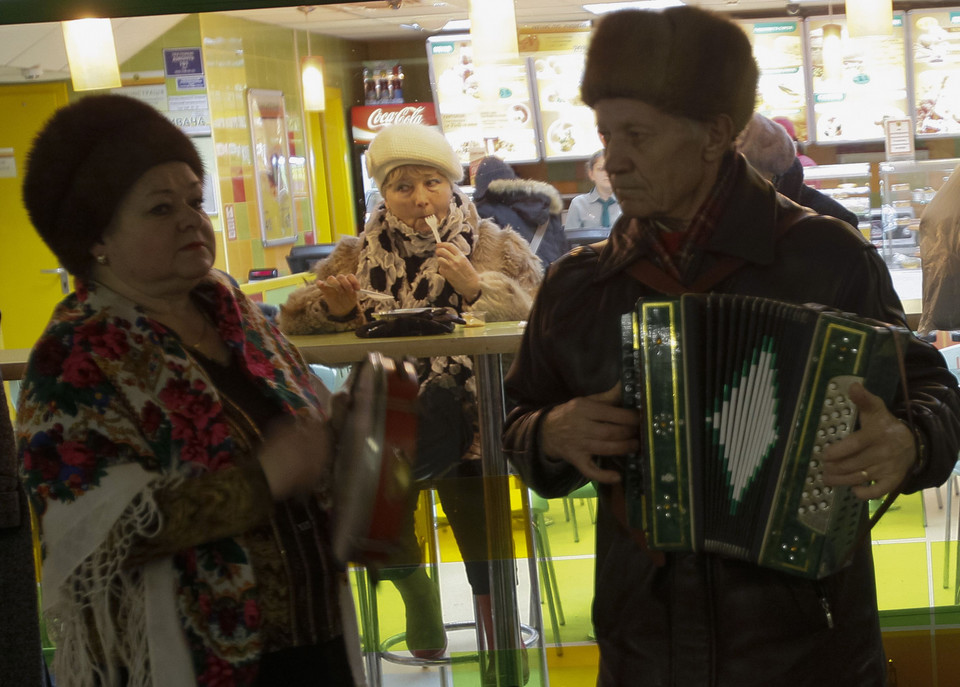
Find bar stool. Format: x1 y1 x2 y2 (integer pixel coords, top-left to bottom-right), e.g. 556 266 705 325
353 488 541 685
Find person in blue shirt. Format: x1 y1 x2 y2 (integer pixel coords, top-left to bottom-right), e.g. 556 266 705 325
564 150 621 230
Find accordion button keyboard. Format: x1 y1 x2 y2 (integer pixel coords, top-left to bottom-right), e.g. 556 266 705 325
797 375 861 531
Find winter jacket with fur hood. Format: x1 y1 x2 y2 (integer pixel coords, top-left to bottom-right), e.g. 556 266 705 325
473 156 569 267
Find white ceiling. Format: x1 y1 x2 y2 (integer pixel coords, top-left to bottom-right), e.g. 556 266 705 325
0 0 949 84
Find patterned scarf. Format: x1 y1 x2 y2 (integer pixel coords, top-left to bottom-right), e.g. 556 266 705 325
357 189 479 413
607 152 741 283
17 275 326 686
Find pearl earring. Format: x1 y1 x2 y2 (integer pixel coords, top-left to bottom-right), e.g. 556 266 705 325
95 254 108 266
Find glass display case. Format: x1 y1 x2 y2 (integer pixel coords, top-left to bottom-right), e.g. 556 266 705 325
801 162 873 239
878 158 960 314
878 158 960 265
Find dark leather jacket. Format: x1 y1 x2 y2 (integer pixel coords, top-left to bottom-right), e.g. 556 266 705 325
503 162 960 686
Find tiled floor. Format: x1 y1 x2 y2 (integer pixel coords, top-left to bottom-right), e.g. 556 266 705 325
356 480 960 686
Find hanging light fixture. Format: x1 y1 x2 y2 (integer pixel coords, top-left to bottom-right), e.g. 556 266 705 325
61 18 121 91
469 0 519 103
298 6 325 112
845 0 893 38
820 1 844 85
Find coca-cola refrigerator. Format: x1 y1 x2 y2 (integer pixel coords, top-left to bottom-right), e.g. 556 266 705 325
349 103 439 229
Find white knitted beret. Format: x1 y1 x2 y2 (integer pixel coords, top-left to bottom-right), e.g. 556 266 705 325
366 123 464 188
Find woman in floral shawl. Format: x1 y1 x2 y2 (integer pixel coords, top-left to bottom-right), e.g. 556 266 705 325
16 95 363 687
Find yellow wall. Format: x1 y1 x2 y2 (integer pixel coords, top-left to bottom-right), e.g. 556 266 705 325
198 13 356 280
120 13 359 281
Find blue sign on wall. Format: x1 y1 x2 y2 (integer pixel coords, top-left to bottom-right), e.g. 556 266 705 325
163 48 204 77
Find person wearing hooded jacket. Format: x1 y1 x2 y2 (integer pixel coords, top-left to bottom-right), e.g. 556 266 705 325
472 155 569 267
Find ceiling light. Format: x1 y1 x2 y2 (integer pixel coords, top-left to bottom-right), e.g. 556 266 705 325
582 1 685 14
845 0 893 37
298 6 325 112
61 18 121 91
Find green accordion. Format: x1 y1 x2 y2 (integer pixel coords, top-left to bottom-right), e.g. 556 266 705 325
620 294 907 579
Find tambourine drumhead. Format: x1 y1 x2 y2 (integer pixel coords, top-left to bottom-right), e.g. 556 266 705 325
332 352 418 565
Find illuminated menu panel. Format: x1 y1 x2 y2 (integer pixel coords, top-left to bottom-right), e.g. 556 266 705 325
520 30 603 159
737 19 808 141
910 9 960 136
426 35 540 165
806 13 908 143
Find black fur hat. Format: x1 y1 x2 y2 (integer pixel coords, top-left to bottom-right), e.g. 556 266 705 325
22 94 204 278
581 6 759 137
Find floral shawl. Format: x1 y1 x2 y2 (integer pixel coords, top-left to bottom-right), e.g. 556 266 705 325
16 274 351 686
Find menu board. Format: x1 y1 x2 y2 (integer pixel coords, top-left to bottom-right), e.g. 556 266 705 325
519 30 603 159
427 35 540 165
911 9 960 136
807 13 909 143
738 20 808 141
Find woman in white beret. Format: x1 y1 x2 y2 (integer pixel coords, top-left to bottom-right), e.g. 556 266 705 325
279 123 542 664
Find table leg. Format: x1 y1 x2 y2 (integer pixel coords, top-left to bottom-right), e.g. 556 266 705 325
475 353 525 686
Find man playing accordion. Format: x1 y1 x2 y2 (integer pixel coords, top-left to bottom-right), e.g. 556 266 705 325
502 6 960 686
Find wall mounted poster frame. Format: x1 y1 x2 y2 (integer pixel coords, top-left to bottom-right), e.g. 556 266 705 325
247 88 297 247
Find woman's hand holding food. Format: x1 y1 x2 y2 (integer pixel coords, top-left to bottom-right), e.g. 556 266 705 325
318 274 361 318
436 242 481 302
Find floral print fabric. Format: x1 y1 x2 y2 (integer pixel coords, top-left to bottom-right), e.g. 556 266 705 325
17 273 324 686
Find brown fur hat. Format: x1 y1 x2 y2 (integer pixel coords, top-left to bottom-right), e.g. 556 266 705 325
23 94 204 278
581 6 759 136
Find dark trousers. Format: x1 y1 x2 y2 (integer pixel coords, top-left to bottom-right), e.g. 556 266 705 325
381 383 491 595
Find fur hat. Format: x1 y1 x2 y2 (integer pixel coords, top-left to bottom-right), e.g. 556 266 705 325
366 123 463 189
23 94 204 278
736 113 798 180
581 6 758 136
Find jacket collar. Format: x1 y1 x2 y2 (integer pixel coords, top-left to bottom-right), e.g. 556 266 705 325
595 158 790 282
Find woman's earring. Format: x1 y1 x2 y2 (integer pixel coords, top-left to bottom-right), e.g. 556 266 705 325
95 254 108 265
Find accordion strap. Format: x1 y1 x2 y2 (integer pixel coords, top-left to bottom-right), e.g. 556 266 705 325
624 205 810 294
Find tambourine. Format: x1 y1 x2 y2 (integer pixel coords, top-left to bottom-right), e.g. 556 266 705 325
332 352 418 566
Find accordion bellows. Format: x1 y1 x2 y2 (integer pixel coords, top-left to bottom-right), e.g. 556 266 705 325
621 294 907 579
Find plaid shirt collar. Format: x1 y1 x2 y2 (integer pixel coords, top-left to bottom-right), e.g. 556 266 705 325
600 151 742 283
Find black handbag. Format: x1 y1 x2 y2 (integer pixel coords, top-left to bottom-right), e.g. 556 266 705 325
355 307 464 338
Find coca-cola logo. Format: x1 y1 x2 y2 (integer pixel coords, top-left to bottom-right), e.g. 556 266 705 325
367 106 426 130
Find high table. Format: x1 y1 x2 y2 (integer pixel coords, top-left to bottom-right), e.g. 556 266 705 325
290 321 531 686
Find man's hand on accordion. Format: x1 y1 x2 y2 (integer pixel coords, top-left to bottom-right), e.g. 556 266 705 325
821 382 917 500
539 383 640 484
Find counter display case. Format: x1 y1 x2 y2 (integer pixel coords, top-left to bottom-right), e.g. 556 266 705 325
878 158 959 264
801 162 873 238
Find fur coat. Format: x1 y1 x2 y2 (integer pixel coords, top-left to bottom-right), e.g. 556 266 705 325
279 189 542 468
279 188 543 336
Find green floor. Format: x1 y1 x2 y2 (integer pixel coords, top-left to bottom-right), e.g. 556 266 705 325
354 487 960 685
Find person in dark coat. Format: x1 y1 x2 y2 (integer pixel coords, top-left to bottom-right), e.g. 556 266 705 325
737 112 861 229
0 315 46 686
502 7 960 686
472 156 569 266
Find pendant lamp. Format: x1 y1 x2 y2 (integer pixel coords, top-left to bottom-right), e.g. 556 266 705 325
846 0 894 38
61 18 121 91
298 6 325 112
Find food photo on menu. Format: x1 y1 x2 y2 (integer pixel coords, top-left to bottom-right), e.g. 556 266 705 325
428 35 540 164
913 11 960 135
807 15 909 142
741 20 808 140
